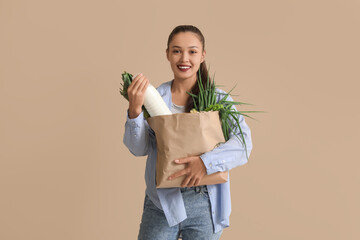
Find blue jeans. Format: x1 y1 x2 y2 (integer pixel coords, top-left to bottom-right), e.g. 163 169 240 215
138 185 223 240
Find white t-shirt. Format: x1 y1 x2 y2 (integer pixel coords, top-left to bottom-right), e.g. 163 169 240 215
171 103 185 113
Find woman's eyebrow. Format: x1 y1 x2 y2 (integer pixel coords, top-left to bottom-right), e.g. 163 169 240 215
172 46 199 49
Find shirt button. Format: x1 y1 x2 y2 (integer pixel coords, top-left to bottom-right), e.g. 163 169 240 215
212 211 215 214
132 122 135 125
209 163 212 167
134 134 137 137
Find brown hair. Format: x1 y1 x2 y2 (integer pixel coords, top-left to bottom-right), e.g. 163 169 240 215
166 25 210 113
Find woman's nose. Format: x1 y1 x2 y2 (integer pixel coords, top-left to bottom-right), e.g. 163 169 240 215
180 52 189 62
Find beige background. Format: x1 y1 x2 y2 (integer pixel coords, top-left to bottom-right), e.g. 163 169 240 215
1 0 359 239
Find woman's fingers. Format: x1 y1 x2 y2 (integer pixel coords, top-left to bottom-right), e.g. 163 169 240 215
133 76 149 95
127 74 149 99
168 168 189 180
194 178 200 186
188 177 197 187
139 77 149 93
127 73 150 116
129 74 145 92
181 175 192 188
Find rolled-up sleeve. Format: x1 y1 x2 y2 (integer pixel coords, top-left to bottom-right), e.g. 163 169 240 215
123 110 150 156
200 92 253 175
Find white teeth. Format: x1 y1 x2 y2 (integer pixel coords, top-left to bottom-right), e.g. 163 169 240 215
178 66 190 69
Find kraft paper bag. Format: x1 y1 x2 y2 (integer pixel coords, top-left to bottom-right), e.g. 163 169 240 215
147 111 229 188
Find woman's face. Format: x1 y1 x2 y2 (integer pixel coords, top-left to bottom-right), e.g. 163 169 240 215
166 32 206 82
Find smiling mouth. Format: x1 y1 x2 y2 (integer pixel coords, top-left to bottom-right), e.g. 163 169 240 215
177 65 191 70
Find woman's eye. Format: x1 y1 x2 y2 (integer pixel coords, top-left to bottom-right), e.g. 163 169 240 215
172 50 196 54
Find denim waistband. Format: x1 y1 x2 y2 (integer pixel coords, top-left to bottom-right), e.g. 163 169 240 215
180 185 208 193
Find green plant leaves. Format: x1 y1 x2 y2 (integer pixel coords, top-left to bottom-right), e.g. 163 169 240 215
119 71 150 118
187 68 263 161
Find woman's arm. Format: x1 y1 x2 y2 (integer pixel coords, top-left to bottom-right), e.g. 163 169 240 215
168 89 253 186
122 73 151 156
199 90 253 175
123 110 150 156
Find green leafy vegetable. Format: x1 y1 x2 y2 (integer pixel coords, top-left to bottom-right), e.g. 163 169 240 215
187 68 263 160
119 71 150 118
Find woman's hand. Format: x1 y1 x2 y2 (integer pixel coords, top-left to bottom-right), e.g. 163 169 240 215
127 73 149 119
168 156 207 187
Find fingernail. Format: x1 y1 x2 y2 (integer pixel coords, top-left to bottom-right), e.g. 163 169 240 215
174 159 179 163
168 177 172 180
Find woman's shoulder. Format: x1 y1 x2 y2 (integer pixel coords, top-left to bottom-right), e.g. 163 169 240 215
215 87 234 102
156 80 173 95
215 87 226 94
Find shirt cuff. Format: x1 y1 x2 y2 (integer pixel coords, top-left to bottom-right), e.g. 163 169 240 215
200 151 228 175
126 110 145 128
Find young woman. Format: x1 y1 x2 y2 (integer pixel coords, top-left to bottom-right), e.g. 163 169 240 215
123 25 253 240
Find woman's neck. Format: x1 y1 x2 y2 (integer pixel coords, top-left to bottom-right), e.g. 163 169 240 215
171 75 196 94
171 75 196 106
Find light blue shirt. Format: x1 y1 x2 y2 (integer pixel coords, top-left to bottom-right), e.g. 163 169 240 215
123 79 253 233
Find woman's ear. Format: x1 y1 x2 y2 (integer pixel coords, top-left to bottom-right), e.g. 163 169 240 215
201 50 206 63
166 48 170 61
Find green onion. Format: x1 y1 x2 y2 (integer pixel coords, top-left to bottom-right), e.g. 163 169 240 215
186 67 263 160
